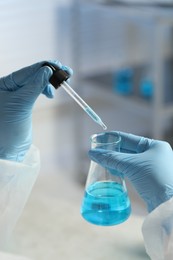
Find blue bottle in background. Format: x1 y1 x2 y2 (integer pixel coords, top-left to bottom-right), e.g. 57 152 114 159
140 78 154 99
113 68 133 95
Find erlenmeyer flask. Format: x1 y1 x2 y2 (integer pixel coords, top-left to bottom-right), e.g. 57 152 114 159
81 131 131 226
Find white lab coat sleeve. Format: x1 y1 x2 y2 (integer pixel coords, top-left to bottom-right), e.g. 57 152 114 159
0 145 40 249
142 197 173 260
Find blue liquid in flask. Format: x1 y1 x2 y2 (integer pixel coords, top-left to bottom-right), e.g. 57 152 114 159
81 181 131 226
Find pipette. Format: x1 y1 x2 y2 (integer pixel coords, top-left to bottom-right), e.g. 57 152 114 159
43 62 107 130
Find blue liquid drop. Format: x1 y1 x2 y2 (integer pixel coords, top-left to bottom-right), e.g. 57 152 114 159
81 181 131 226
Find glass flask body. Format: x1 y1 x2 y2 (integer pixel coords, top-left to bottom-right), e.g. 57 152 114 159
81 132 131 226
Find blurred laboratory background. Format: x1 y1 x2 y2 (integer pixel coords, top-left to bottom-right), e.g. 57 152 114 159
1 0 173 259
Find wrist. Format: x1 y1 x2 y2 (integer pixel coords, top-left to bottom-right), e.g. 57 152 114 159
0 145 31 162
0 152 26 162
147 187 173 212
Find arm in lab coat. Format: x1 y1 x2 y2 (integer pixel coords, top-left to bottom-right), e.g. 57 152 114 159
0 61 72 253
142 198 173 260
0 145 40 249
0 61 53 248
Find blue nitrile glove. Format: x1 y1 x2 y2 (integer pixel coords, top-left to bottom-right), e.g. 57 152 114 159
0 60 72 162
89 131 173 212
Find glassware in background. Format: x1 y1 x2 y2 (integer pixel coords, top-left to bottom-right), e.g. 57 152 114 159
80 131 131 226
140 78 154 100
113 68 134 96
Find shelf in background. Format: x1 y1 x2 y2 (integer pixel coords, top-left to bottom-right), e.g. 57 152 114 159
81 58 173 108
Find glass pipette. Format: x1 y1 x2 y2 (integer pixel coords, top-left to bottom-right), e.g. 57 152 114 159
42 62 107 130
61 81 107 130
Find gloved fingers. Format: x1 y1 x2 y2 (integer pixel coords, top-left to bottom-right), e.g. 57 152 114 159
17 60 72 98
0 61 50 92
88 148 140 175
4 60 61 89
17 66 53 99
43 61 73 77
30 64 73 98
117 131 152 153
41 64 72 97
1 61 73 95
46 60 63 69
41 63 73 92
42 84 55 98
61 65 73 77
11 61 45 87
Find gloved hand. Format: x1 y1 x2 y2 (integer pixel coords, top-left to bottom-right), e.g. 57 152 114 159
89 131 173 212
0 60 72 162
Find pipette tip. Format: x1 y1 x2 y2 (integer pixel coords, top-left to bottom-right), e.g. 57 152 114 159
100 122 107 130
